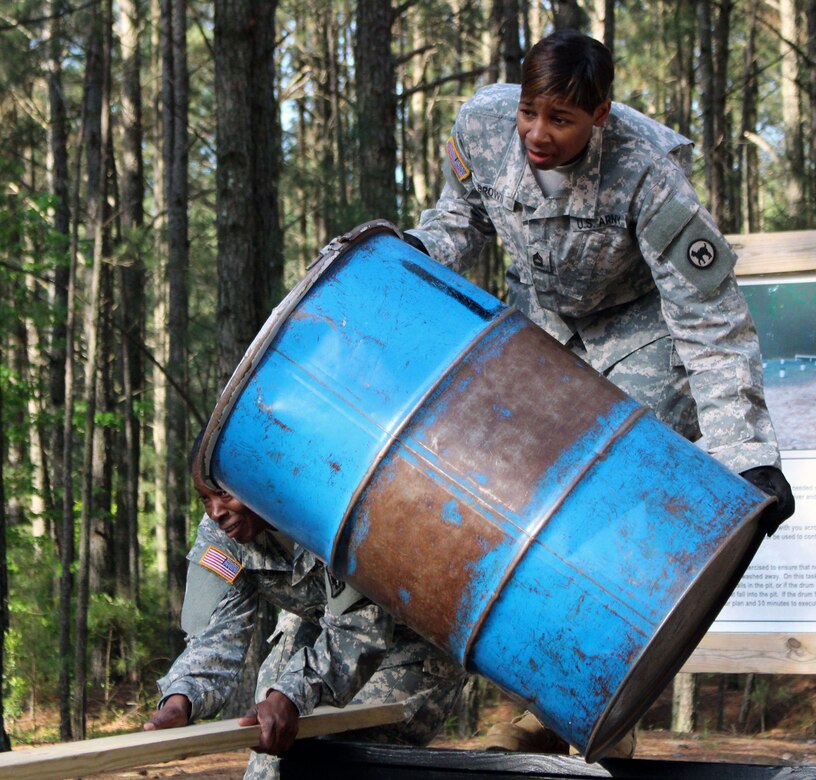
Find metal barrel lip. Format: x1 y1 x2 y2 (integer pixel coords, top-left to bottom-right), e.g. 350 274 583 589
196 220 402 490
583 495 772 763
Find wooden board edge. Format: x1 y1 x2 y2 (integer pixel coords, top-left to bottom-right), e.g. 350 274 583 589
0 700 407 780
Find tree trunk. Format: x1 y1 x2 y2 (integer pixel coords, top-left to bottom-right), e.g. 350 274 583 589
161 0 190 660
740 0 761 232
738 673 755 732
58 45 86 741
319 4 348 240
671 671 696 733
150 0 168 581
697 0 716 215
213 0 282 713
552 0 588 31
46 0 72 547
73 0 114 739
0 346 10 753
502 0 523 83
48 0 76 741
694 0 733 228
355 0 397 222
711 0 733 230
116 0 146 643
671 1 695 138
591 0 615 55
780 0 804 226
214 0 283 390
452 675 480 739
808 0 816 222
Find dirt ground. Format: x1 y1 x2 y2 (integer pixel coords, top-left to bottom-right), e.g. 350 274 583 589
42 675 816 778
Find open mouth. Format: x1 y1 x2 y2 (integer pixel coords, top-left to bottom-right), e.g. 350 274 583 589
527 148 553 166
221 518 241 536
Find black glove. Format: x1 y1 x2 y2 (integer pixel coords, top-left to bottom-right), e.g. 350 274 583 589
402 231 430 256
740 466 795 537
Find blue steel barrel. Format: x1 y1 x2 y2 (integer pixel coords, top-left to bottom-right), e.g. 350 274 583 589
198 220 772 761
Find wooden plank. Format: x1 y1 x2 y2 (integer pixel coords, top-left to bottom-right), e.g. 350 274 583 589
729 230 816 276
0 701 406 780
681 632 816 674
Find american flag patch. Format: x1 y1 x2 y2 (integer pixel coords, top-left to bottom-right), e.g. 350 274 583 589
199 546 243 583
446 136 471 182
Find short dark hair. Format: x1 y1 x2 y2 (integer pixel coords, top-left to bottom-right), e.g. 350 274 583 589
521 29 613 113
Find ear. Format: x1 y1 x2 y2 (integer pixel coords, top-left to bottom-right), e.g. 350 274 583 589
593 99 611 127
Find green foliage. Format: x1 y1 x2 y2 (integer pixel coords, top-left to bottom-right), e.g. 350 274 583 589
4 532 61 722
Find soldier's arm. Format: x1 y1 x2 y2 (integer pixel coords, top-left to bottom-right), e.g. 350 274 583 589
405 123 495 272
407 180 495 273
152 519 259 723
636 167 781 474
267 575 394 717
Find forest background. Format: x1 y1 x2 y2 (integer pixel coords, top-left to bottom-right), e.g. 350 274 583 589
1 0 815 754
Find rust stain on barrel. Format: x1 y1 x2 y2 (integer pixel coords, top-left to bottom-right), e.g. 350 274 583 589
335 316 634 655
409 317 630 515
339 452 508 652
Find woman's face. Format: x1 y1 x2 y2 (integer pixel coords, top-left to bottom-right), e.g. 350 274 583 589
517 93 610 170
193 473 267 544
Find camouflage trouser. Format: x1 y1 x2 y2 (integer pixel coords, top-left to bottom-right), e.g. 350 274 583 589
576 335 702 441
244 611 466 779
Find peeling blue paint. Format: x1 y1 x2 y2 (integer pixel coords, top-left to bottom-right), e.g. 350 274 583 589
441 499 463 526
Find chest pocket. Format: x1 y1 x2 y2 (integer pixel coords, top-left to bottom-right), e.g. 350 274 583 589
526 222 600 301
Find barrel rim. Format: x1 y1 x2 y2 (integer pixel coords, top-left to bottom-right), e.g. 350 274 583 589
195 220 403 490
583 494 773 762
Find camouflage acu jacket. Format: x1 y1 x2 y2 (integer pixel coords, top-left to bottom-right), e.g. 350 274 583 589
157 516 421 721
408 84 780 473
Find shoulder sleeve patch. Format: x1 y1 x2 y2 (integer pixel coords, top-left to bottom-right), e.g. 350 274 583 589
180 559 232 636
446 136 471 182
642 194 736 295
198 545 243 584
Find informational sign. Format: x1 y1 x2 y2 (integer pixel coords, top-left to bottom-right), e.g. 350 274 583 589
710 278 816 633
711 451 816 632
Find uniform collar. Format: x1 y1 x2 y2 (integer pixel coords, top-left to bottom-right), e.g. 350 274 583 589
504 124 604 218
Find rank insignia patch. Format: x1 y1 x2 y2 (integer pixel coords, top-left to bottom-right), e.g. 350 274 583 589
446 136 471 182
199 545 243 583
688 239 716 268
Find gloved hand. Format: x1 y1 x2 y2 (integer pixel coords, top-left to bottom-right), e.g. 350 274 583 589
740 466 795 537
402 232 430 255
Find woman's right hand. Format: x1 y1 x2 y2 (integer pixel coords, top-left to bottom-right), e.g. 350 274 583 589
143 694 192 730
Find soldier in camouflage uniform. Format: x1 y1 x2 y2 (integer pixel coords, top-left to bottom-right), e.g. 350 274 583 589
144 469 465 778
404 29 795 756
